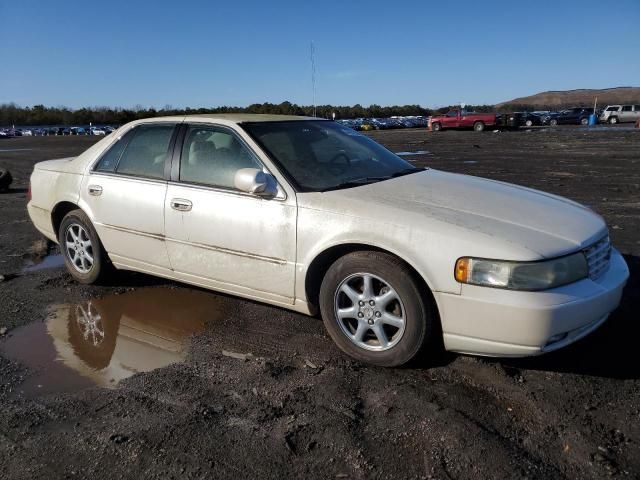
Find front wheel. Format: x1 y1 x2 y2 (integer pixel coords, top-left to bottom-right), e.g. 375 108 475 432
609 117 618 124
580 117 589 125
319 251 437 367
525 119 533 127
549 119 559 127
431 122 442 132
59 209 111 284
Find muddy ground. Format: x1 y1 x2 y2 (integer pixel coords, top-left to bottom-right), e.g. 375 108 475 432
0 128 639 479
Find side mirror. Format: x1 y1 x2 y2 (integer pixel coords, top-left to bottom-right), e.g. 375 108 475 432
234 168 278 197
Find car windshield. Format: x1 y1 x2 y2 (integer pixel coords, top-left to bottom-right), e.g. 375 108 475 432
241 120 423 192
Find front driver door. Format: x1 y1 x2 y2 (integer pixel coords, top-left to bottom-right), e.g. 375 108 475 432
442 111 459 128
164 123 297 305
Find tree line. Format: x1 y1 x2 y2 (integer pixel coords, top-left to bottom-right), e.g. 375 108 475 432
0 102 503 126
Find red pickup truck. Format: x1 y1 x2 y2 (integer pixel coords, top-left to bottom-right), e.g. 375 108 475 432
429 110 518 132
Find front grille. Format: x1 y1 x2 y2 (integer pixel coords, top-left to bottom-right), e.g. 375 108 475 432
583 235 611 280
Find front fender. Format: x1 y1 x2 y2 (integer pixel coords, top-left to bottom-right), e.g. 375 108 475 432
295 205 461 302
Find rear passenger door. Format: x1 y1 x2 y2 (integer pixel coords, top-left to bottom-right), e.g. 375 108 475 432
81 123 178 272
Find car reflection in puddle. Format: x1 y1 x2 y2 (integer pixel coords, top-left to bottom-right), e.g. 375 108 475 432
0 288 225 398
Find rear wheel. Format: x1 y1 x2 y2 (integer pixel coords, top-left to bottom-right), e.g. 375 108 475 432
473 121 485 132
319 251 437 367
580 117 589 125
525 119 533 127
431 122 442 132
59 209 111 284
549 118 559 127
609 117 618 124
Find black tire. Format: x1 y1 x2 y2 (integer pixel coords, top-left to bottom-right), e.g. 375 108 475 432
58 209 111 284
609 117 618 125
549 119 559 127
473 121 485 132
0 168 12 191
525 119 533 127
580 117 589 125
431 122 442 132
319 251 437 367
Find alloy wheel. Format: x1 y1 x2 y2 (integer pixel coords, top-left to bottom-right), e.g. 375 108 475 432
64 223 94 273
334 273 406 351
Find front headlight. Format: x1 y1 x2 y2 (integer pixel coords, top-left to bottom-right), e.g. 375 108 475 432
454 252 588 291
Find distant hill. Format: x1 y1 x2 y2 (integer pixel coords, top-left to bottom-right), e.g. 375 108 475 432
497 87 640 109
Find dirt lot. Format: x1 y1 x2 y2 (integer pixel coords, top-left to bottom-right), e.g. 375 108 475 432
0 128 639 479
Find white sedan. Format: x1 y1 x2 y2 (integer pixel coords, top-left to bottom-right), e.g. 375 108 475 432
27 114 629 366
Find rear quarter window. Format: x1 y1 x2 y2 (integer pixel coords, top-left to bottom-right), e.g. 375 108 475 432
94 130 135 172
116 125 175 179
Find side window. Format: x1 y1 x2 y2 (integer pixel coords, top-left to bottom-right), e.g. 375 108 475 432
94 130 136 172
180 126 261 189
622 105 632 112
115 125 175 179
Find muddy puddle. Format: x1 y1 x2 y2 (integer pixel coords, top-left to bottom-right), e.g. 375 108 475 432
21 253 65 273
21 240 65 273
0 288 226 398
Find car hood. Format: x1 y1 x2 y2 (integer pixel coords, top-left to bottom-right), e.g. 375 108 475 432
302 169 607 259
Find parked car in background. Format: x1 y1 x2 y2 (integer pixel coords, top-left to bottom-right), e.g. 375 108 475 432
544 107 592 126
359 119 376 131
90 127 106 136
21 129 33 136
519 112 544 127
26 114 629 366
430 110 489 131
599 105 640 124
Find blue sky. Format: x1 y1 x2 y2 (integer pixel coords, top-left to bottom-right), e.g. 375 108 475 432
1 0 638 108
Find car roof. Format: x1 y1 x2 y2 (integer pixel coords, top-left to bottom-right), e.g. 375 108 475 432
181 113 320 123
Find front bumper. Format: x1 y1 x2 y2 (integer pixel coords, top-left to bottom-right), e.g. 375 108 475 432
434 249 629 357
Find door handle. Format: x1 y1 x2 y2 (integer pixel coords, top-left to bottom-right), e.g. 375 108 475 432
170 198 192 212
88 185 102 196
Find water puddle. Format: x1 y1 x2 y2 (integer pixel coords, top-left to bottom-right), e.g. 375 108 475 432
21 254 65 273
0 288 225 398
395 150 432 156
20 240 65 274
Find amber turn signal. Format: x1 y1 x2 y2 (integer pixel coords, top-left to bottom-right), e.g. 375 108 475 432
454 258 471 283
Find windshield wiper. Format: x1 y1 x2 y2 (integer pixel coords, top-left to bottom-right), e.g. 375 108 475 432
319 177 384 192
319 168 425 192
